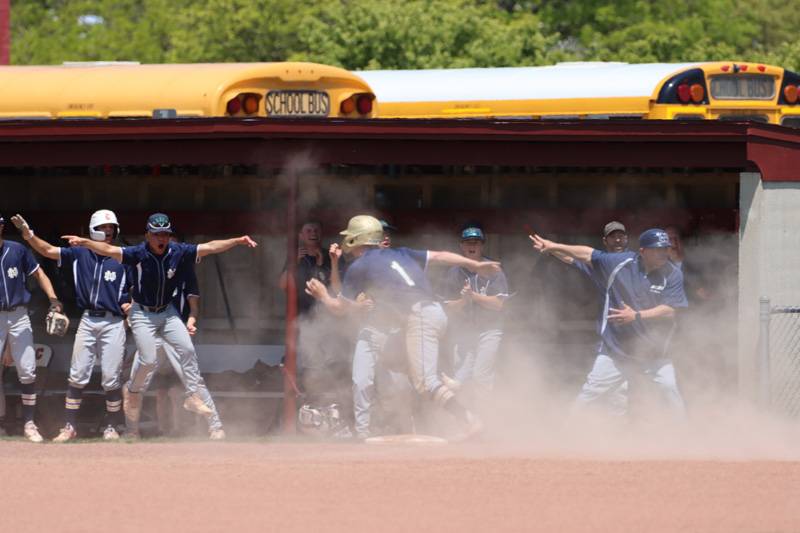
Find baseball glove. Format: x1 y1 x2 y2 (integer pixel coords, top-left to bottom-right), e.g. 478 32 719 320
46 299 69 336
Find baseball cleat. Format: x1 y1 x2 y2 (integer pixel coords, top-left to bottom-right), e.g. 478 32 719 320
52 424 77 443
183 394 213 416
440 373 462 392
23 421 44 443
122 386 142 424
102 426 120 441
208 428 226 441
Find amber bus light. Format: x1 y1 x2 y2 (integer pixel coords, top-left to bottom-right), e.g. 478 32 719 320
226 97 241 115
785 85 799 105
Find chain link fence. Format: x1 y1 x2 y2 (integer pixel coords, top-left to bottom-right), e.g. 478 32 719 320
759 297 800 417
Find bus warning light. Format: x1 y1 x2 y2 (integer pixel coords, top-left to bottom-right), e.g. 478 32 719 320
677 84 691 103
784 85 798 105
740 65 749 72
721 65 730 72
356 94 374 115
758 65 766 72
340 97 356 115
226 97 241 115
242 93 260 115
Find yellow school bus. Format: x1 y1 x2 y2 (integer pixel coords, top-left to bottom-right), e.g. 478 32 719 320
0 62 376 119
359 61 800 127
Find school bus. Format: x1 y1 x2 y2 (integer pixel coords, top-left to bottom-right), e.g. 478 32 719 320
358 61 800 127
0 62 376 119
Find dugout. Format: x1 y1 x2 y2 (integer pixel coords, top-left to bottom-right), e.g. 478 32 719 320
0 118 797 432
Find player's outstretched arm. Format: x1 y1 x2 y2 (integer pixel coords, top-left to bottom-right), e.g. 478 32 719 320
427 250 501 278
10 214 60 260
529 234 594 264
608 302 675 324
197 236 257 259
60 235 123 263
304 278 353 316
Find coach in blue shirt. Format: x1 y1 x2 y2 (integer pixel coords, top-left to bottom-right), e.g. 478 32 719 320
531 228 688 418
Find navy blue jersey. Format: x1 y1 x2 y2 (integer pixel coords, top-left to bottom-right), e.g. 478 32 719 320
285 252 332 315
443 262 508 329
59 247 129 315
170 262 199 323
342 247 431 319
122 241 198 308
0 240 39 308
590 250 688 360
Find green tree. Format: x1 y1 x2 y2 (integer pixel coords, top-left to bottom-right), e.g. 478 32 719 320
291 0 560 70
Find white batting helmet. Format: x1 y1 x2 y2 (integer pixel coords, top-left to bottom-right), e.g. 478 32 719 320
339 215 383 252
89 209 120 241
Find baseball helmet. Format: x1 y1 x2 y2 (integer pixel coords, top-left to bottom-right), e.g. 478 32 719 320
89 209 120 241
340 215 383 252
639 228 671 248
297 403 347 438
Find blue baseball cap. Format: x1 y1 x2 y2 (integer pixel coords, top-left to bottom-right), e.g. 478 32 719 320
461 227 485 241
639 228 671 248
146 213 173 234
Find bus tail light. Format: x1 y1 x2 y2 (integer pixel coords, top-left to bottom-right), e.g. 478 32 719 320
340 96 356 115
356 93 374 115
241 93 261 115
226 97 241 115
689 84 705 103
657 68 709 105
779 69 800 105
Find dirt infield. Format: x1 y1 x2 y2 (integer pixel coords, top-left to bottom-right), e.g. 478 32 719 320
1 439 798 533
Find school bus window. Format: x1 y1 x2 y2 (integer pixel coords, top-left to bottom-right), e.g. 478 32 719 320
781 117 800 128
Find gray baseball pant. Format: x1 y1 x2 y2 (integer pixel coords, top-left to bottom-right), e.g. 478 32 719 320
127 304 200 394
132 339 222 431
352 326 413 437
453 328 503 389
0 308 36 384
573 353 685 417
68 312 126 390
405 302 448 397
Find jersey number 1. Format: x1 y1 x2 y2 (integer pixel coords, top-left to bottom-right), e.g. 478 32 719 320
390 261 416 287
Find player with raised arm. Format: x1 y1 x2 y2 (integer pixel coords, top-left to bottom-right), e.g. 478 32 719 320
530 228 688 417
62 213 256 437
12 210 130 441
0 214 62 442
306 215 501 439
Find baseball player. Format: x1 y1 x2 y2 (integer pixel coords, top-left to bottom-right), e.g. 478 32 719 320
132 256 226 440
61 212 256 437
12 211 130 441
530 228 688 417
0 214 62 442
441 225 509 405
306 215 500 439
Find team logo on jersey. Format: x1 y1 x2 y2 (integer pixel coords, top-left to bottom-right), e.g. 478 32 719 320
167 268 176 279
104 270 117 282
6 267 18 279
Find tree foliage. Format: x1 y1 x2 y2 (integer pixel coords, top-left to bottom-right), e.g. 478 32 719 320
9 0 800 70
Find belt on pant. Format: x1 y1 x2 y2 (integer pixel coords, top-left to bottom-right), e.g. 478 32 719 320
86 309 122 318
141 304 169 313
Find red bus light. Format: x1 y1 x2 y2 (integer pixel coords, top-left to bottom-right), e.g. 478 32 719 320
721 65 730 72
226 97 241 115
758 65 766 72
740 65 749 72
689 84 705 103
340 97 356 115
784 85 799 104
677 84 691 103
242 94 260 115
356 94 373 115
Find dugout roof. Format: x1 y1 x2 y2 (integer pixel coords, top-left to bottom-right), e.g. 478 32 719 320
0 118 797 181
